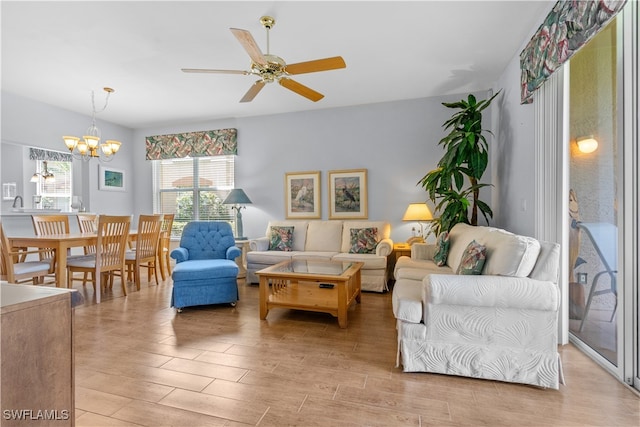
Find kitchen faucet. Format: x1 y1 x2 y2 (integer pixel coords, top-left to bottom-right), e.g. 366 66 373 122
12 195 23 208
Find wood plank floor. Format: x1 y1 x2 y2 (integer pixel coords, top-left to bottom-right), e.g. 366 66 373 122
70 276 640 426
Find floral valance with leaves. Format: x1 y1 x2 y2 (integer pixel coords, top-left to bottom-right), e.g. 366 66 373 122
520 0 627 104
29 147 73 162
145 128 237 160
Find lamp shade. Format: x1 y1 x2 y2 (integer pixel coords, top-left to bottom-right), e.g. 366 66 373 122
223 189 252 205
402 203 433 221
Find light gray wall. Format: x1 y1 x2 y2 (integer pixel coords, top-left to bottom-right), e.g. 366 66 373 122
3 89 499 243
132 92 494 243
1 91 135 216
491 3 554 238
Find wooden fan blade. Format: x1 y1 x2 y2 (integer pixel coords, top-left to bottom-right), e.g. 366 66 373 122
230 28 267 66
182 68 248 75
278 78 324 102
240 80 266 103
285 56 346 75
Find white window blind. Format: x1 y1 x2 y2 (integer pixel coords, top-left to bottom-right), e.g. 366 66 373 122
153 155 235 236
35 160 72 210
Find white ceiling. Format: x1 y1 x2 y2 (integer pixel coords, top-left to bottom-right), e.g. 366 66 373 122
1 1 552 129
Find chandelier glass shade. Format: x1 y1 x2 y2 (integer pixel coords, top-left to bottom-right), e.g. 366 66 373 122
30 161 55 183
63 87 122 161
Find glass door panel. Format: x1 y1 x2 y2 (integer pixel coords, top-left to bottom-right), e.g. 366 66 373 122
568 19 619 366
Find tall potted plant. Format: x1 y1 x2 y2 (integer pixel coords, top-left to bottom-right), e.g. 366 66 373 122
419 91 500 236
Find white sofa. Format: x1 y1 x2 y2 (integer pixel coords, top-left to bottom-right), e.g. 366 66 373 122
392 223 564 389
247 220 393 292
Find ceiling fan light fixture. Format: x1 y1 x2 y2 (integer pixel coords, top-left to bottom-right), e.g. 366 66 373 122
182 15 345 103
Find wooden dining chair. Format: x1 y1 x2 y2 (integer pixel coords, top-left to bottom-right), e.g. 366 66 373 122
66 215 131 297
157 213 175 281
1 224 53 284
71 213 98 286
31 214 71 282
123 214 163 290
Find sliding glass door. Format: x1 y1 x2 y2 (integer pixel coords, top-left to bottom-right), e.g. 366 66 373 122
567 2 638 391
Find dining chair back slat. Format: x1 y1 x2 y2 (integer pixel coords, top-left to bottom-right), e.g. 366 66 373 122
158 213 175 280
125 214 163 290
77 214 98 255
31 214 71 278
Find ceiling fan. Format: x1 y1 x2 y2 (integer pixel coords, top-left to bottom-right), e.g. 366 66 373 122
181 16 346 103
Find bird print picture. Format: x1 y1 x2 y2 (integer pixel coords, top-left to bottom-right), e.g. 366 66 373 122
328 169 368 219
285 171 321 219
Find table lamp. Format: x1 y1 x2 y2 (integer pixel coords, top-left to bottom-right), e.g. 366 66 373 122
223 189 252 240
402 202 434 244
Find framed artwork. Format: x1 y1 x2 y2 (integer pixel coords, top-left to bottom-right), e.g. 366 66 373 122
285 171 321 219
328 169 368 219
99 165 125 192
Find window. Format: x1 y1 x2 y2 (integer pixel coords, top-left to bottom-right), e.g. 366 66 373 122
34 160 72 210
153 156 234 236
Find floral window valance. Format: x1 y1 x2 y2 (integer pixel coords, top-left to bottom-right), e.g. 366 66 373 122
145 128 237 160
29 147 72 162
520 0 627 104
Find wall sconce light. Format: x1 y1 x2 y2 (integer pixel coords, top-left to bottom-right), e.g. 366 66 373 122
576 136 598 154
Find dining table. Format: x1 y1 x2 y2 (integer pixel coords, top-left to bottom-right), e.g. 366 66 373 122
8 230 137 303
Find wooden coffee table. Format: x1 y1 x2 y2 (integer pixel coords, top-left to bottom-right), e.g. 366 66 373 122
256 259 363 328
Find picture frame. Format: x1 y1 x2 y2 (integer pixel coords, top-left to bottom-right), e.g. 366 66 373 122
99 165 125 192
328 169 368 219
285 171 321 219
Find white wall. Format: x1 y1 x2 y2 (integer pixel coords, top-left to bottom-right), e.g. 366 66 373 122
491 3 554 238
2 89 500 243
1 91 135 216
133 92 495 242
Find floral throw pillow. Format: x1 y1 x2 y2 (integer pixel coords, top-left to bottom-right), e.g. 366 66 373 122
349 227 379 254
268 226 294 251
433 231 450 266
456 240 486 275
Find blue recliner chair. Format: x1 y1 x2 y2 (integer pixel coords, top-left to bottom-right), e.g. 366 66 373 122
170 221 241 311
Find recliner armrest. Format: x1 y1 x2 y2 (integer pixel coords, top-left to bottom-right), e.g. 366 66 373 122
170 247 189 263
226 246 241 260
423 274 560 313
249 237 269 251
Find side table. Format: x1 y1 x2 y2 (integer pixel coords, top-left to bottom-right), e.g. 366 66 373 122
234 239 250 279
389 243 412 278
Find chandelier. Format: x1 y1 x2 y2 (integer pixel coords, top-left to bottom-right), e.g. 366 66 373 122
63 87 122 162
30 161 55 183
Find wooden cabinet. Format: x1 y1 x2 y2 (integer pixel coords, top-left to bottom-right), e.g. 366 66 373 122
1 283 78 426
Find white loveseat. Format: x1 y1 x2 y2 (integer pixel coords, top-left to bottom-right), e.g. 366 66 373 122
392 223 564 389
247 220 393 292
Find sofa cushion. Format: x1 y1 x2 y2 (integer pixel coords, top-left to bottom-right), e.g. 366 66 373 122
433 232 450 266
292 252 336 260
247 250 297 264
172 259 238 282
266 221 309 251
341 221 390 253
268 226 294 251
456 240 486 275
446 223 491 272
305 221 343 252
349 227 378 254
394 257 454 280
332 252 388 269
480 229 541 277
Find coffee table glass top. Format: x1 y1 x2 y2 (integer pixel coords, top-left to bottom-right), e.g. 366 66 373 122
269 259 353 276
